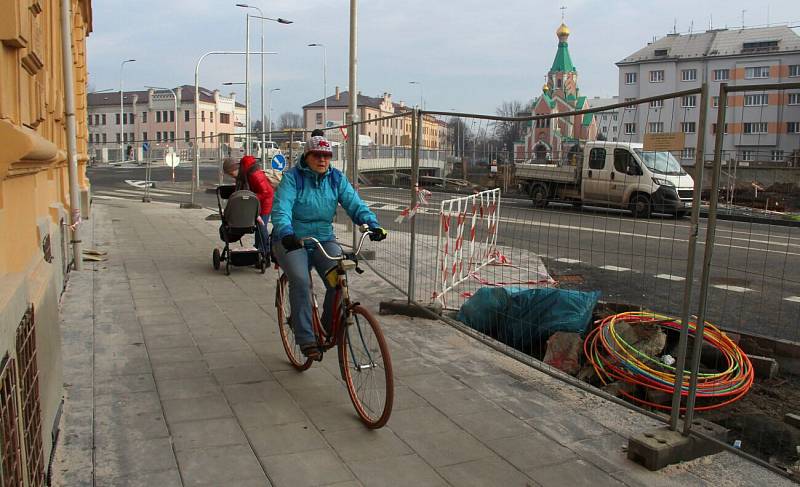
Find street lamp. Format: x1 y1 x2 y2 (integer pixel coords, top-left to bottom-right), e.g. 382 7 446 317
308 43 327 129
236 4 292 156
409 80 423 110
268 87 280 142
183 49 276 210
222 82 246 85
120 59 136 161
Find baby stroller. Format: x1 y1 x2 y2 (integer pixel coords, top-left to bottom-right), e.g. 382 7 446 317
212 185 268 275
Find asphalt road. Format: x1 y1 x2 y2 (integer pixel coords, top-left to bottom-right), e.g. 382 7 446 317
88 165 800 342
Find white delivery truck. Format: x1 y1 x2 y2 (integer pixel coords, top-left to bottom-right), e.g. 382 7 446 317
515 142 694 218
251 140 282 162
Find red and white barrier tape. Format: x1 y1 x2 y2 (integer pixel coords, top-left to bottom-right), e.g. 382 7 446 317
395 185 432 223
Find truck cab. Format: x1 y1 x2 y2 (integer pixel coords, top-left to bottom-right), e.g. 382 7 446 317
580 142 694 217
251 140 282 162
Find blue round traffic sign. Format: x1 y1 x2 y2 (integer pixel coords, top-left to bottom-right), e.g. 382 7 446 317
271 153 286 170
142 141 150 152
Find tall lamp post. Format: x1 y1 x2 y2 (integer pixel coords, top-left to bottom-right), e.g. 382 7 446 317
268 87 280 142
119 59 136 161
236 4 292 157
181 50 275 209
409 80 423 110
307 43 327 129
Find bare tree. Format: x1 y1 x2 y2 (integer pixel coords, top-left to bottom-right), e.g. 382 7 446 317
494 100 525 154
278 112 303 130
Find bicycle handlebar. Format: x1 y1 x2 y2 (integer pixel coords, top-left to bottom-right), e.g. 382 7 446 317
299 227 372 261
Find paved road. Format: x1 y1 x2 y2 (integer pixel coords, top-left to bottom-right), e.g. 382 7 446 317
88 166 800 342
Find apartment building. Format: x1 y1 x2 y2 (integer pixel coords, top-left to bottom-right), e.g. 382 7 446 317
87 86 247 161
303 88 446 149
617 25 800 165
590 96 621 141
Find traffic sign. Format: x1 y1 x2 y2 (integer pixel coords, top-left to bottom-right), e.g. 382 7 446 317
142 141 150 152
271 153 287 171
165 152 180 168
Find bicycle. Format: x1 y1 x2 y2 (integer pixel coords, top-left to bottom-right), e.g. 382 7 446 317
275 228 394 429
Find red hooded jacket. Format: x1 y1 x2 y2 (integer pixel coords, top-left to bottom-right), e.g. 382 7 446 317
239 155 274 217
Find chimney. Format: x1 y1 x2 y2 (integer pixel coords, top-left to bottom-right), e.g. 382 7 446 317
335 86 340 100
213 89 220 102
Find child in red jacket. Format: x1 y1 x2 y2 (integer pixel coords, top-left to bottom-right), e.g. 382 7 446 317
223 155 274 258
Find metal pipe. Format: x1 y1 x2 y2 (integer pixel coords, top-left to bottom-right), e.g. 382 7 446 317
407 109 421 303
60 0 82 271
669 82 709 429
245 13 251 154
119 59 135 160
348 0 359 248
682 83 729 434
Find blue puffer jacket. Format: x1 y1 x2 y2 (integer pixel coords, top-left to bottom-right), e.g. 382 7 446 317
271 156 379 243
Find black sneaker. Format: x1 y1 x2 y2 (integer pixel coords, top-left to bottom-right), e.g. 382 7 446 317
300 343 322 361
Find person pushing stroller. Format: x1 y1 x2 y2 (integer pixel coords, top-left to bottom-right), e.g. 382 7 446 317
222 155 274 257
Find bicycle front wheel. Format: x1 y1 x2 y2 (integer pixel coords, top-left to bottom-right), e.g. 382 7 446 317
338 305 394 428
276 274 312 371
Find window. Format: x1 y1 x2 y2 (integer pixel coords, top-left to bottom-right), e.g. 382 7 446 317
88 115 92 125
650 99 664 108
614 149 638 174
649 122 664 133
316 113 323 124
788 122 800 133
220 113 230 124
157 132 162 141
201 111 205 122
681 122 696 133
681 148 696 159
116 133 121 142
184 131 190 142
654 49 668 56
170 131 175 141
713 69 730 81
94 114 100 125
201 131 205 140
156 111 162 123
130 114 135 124
625 72 637 84
742 40 779 53
649 70 665 83
741 150 754 161
623 97 636 109
102 114 106 125
624 123 636 134
612 113 618 121
790 65 800 77
102 133 107 143
116 113 121 125
682 95 697 107
588 148 606 169
185 110 190 122
771 150 784 162
142 112 148 123
209 132 213 139
170 111 175 123
744 66 770 79
681 69 697 81
743 122 768 134
711 123 728 134
123 133 128 142
788 93 800 105
744 94 769 106
142 132 148 141
210 112 214 123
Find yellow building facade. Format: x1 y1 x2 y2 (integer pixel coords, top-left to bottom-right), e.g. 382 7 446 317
0 1 92 484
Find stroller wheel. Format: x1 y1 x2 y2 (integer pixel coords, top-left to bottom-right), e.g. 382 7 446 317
212 248 221 270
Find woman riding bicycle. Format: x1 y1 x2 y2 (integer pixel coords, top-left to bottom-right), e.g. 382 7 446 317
271 135 387 360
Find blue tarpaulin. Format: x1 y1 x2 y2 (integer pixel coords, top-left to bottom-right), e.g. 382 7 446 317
456 287 601 349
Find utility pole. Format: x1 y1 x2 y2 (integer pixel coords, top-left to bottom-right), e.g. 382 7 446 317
348 0 359 246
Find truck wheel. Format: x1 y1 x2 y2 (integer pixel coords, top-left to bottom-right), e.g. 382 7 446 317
530 183 549 208
630 194 652 218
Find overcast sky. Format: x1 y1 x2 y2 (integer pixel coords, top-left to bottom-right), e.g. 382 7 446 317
87 0 799 118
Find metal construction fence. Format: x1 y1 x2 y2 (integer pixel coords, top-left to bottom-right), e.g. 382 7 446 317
353 83 800 477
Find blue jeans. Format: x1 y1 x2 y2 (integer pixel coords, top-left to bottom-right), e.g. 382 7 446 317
272 238 342 346
255 217 270 256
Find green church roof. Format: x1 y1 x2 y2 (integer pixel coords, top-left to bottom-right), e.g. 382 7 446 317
550 41 576 73
582 113 594 126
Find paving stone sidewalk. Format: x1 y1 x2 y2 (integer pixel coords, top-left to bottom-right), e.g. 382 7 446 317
53 198 791 486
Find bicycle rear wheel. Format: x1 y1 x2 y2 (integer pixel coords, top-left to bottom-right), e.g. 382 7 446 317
276 274 312 371
338 305 394 428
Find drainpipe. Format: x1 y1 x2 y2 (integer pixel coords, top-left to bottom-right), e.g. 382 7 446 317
61 0 82 271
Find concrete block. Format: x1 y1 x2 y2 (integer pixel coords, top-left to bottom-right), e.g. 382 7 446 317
748 354 779 379
627 420 727 471
379 298 441 318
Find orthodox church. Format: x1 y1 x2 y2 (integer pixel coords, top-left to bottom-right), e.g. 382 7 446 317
514 21 598 163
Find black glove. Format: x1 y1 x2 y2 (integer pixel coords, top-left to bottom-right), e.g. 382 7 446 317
281 234 303 251
369 227 388 242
